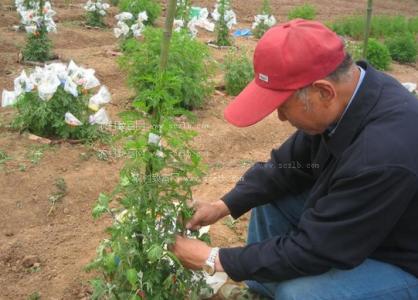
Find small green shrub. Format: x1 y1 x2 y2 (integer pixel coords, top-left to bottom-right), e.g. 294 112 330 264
118 0 161 25
330 16 365 40
224 51 254 96
0 150 9 164
84 0 110 28
23 28 52 62
287 4 316 21
119 27 214 110
331 15 418 40
214 0 233 46
13 89 106 140
5 63 111 141
252 0 276 39
408 16 418 34
385 33 417 63
366 38 391 70
372 15 408 38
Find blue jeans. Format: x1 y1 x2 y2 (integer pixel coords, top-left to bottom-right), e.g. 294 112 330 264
245 192 418 300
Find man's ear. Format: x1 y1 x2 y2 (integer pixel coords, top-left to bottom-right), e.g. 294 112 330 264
311 80 336 105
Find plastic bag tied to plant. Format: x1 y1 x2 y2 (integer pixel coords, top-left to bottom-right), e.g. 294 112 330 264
16 0 57 62
114 11 148 38
212 0 236 46
84 0 110 27
15 0 57 33
1 61 111 140
87 70 211 298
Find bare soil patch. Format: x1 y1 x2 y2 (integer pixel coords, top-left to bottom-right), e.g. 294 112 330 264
0 0 417 299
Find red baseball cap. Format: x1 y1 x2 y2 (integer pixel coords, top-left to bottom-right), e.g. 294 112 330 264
224 19 345 127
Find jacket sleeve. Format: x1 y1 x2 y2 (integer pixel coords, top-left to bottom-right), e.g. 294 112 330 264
221 131 317 219
219 166 417 282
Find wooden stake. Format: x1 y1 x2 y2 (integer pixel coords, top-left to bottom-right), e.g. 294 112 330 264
362 0 373 59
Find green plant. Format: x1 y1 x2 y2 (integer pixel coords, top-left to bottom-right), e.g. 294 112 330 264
119 28 214 110
84 0 110 28
175 0 191 24
118 0 161 25
331 15 418 40
27 291 41 300
87 72 210 299
0 150 10 164
23 27 52 62
214 0 232 46
385 33 417 63
366 38 391 70
21 0 56 62
408 16 418 34
19 163 27 172
48 177 67 215
224 50 254 96
7 63 111 141
12 88 107 140
27 146 46 165
287 3 316 20
252 0 276 39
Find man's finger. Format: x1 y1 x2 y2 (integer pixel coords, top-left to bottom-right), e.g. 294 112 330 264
186 214 201 230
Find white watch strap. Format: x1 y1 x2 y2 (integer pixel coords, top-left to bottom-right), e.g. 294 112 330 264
207 247 219 265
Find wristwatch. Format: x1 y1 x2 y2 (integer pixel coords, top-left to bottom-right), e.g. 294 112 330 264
203 247 219 276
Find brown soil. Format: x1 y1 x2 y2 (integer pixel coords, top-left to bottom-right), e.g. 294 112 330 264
0 0 417 299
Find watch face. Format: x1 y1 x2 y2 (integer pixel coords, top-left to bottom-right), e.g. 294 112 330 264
203 264 215 275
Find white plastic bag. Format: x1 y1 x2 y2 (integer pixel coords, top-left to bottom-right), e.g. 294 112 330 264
88 85 111 111
65 112 83 126
148 132 161 145
64 78 78 97
14 70 34 96
402 82 417 93
1 90 17 107
115 12 133 21
89 107 110 125
37 71 61 101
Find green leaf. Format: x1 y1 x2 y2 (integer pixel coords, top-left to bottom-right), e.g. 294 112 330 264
146 244 163 263
126 268 138 287
121 175 130 187
92 193 111 219
104 253 117 273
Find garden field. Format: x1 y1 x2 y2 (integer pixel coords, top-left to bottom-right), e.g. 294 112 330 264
0 0 417 299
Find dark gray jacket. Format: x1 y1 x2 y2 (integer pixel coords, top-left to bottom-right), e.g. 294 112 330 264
219 62 418 282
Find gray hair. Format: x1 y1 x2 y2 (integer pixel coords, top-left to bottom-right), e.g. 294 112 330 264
295 52 355 108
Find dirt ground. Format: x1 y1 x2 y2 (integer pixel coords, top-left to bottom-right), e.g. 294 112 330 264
0 0 417 299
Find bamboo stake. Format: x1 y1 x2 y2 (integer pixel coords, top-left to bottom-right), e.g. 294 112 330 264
362 0 373 59
160 0 177 71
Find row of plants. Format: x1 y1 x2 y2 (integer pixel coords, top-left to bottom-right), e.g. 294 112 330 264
331 15 418 40
331 15 418 68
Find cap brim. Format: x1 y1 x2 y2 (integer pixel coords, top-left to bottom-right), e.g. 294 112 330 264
224 80 294 127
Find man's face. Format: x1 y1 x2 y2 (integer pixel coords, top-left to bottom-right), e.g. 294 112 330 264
276 83 340 135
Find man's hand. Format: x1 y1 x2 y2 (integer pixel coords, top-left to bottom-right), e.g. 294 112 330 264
186 200 231 230
171 236 224 272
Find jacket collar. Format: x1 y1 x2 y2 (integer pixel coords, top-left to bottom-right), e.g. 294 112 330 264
324 61 382 157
